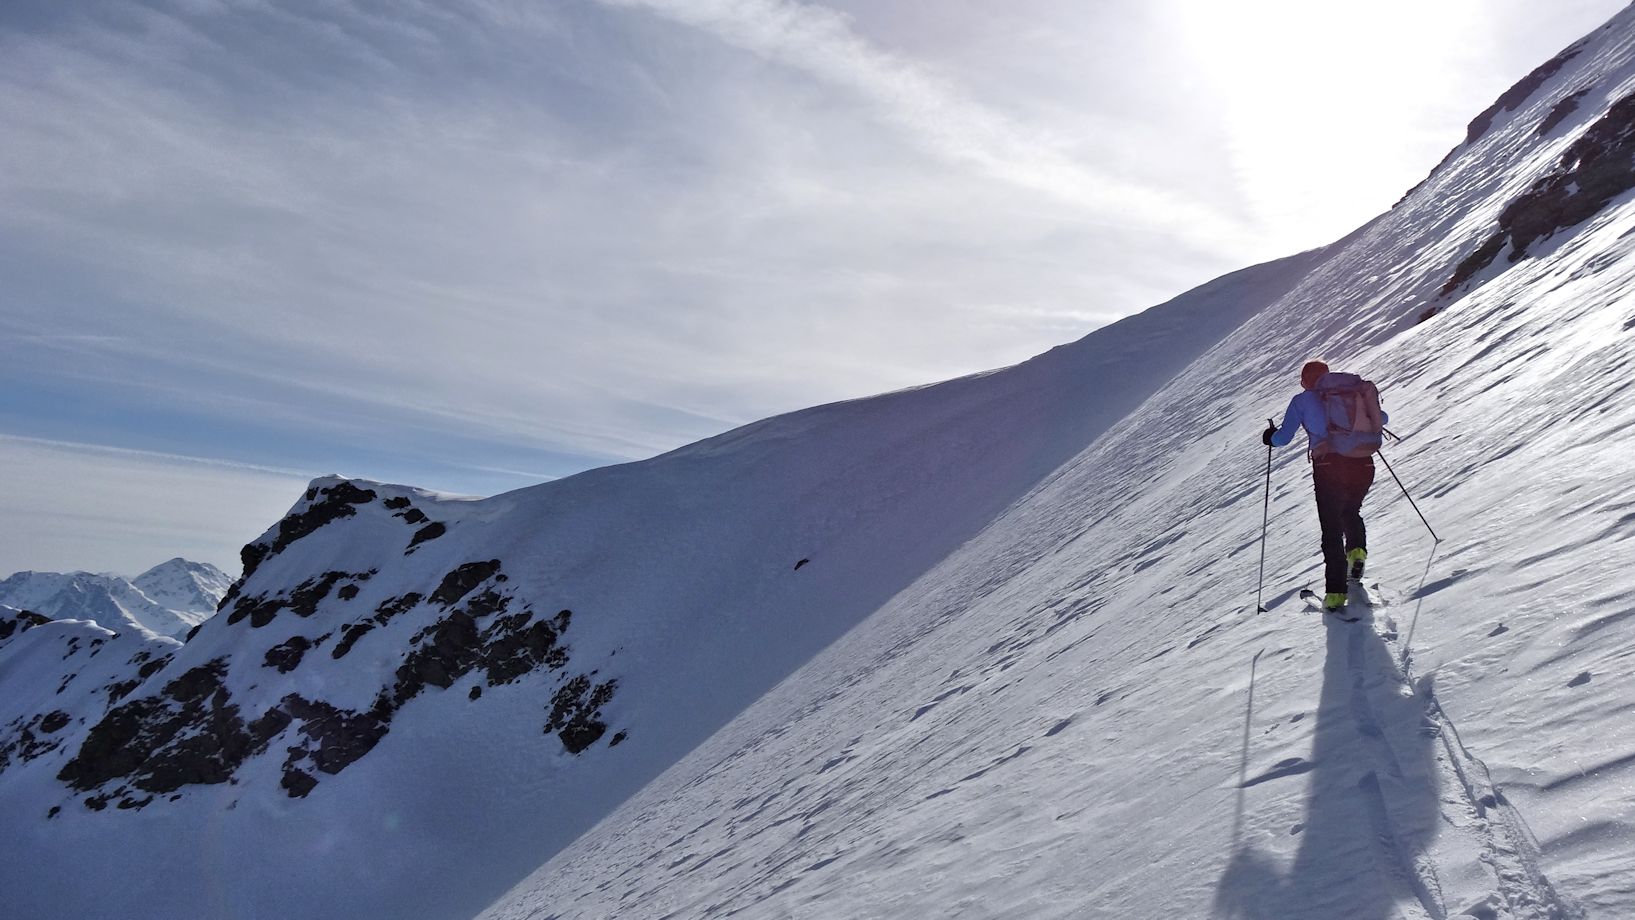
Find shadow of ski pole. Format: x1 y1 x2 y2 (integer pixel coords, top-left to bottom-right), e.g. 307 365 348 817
1214 617 1443 920
1230 649 1265 848
1396 542 1440 676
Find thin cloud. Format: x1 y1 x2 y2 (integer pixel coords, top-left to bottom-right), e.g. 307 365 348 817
0 434 311 479
0 435 310 575
4 0 1622 573
598 0 1249 247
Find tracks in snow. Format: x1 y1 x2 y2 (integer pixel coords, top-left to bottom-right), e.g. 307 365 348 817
1357 591 1583 920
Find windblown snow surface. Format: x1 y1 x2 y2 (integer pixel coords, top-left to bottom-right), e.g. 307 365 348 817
3 8 1635 920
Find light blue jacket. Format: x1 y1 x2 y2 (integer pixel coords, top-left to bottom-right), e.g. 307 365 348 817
1269 390 1388 451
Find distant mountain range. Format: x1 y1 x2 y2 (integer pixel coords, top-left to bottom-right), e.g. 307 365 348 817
0 559 232 640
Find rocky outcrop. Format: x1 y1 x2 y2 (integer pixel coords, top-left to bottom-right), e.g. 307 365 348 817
237 481 380 586
1443 91 1635 295
0 609 51 644
57 659 288 805
1539 88 1592 137
264 636 315 673
546 674 618 755
52 553 621 809
224 570 374 628
1464 39 1588 145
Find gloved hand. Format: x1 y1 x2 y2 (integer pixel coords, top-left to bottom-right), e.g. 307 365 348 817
1261 421 1277 446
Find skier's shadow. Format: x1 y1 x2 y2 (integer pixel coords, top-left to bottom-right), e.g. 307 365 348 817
1214 614 1442 919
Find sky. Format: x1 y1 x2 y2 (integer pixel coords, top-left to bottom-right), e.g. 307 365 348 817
1 0 1628 577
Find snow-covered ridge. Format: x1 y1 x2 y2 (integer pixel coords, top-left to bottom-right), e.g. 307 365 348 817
482 8 1635 920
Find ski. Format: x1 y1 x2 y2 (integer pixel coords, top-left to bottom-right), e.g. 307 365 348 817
1300 588 1361 622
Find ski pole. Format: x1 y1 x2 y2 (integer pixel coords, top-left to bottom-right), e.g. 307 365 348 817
1377 448 1440 543
1256 420 1274 612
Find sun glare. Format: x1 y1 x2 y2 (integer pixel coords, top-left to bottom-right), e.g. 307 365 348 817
1171 0 1487 250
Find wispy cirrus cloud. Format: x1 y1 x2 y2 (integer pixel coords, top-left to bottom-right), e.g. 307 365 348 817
596 0 1245 245
0 434 309 575
1 0 1625 572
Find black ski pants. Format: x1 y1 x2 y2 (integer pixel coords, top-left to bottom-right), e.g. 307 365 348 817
1312 454 1375 595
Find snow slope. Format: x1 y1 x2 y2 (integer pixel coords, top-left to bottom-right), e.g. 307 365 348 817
481 10 1635 920
0 558 230 640
0 228 1325 918
3 8 1634 920
0 245 1325 920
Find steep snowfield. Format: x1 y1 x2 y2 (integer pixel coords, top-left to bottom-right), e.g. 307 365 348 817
481 11 1635 920
3 8 1633 920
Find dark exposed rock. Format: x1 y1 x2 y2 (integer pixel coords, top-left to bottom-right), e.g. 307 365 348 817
232 543 270 596
226 570 372 628
609 731 627 748
407 522 446 551
289 574 342 617
1465 40 1587 145
399 509 428 525
45 549 617 803
1443 92 1635 295
281 768 318 798
272 483 378 556
395 612 481 700
264 636 313 673
794 558 810 570
545 674 618 754
1539 88 1592 137
1 713 67 770
481 611 570 685
1398 41 1593 210
430 560 502 608
332 591 427 659
464 591 512 620
105 679 140 704
184 622 204 643
235 482 378 590
224 594 285 629
137 655 172 681
279 694 393 779
58 659 286 798
337 584 359 601
393 599 576 711
0 609 52 644
375 593 424 624
331 622 375 660
382 497 411 510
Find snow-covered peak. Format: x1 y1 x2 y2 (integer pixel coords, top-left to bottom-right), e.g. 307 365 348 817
0 562 225 641
131 558 234 615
